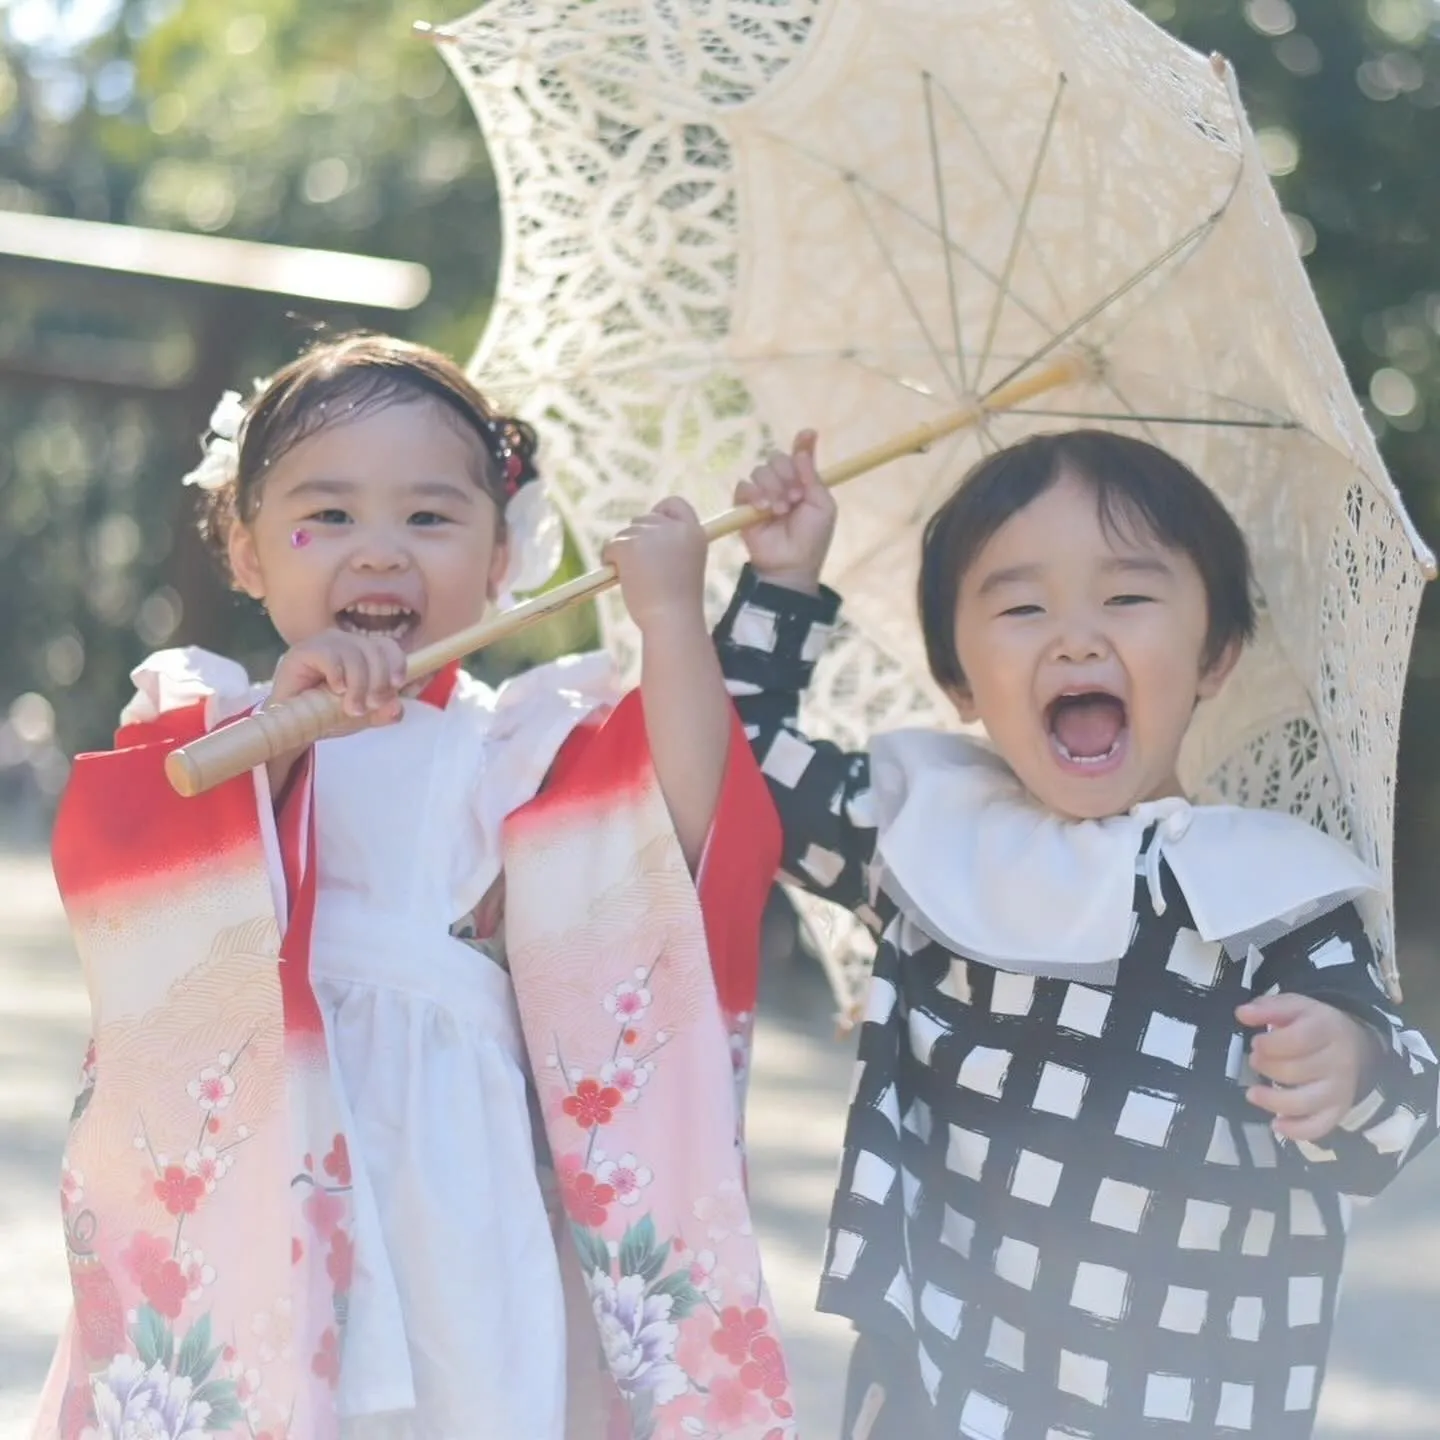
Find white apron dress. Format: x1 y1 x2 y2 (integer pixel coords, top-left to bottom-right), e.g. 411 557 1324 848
302 657 615 1440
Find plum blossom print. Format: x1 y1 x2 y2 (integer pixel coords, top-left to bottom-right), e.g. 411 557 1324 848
600 1056 655 1104
604 972 654 1025
182 1146 232 1195
535 932 796 1433
693 1181 753 1244
563 1077 625 1130
185 1054 239 1114
595 1151 655 1208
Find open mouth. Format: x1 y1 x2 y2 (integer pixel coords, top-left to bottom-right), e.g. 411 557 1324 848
1046 690 1129 770
336 602 420 644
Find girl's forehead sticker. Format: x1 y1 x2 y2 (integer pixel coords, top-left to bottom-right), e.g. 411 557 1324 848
290 528 312 549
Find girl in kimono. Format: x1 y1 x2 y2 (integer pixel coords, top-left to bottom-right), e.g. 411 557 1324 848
39 335 795 1440
715 428 1438 1440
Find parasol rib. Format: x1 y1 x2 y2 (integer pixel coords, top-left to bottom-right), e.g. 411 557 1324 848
985 206 1224 396
846 178 967 403
923 71 970 396
929 73 1072 328
976 74 1068 392
847 172 1059 344
1004 408 1299 431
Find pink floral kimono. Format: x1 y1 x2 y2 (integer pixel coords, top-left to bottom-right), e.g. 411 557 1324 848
33 653 798 1440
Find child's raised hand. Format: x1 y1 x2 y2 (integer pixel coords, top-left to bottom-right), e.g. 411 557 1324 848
1236 993 1381 1142
269 629 407 728
734 430 836 594
603 497 708 635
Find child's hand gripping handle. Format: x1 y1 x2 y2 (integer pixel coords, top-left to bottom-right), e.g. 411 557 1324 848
165 688 345 797
163 571 623 798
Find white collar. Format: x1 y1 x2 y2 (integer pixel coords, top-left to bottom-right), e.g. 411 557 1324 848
870 730 1380 985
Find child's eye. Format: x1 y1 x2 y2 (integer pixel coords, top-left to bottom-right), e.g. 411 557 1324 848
308 508 350 525
999 604 1044 618
408 511 453 528
1107 593 1155 607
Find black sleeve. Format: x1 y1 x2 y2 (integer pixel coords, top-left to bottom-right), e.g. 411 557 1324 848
713 565 889 931
1250 902 1438 1198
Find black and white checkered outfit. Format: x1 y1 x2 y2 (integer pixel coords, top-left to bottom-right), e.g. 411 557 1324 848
715 566 1439 1440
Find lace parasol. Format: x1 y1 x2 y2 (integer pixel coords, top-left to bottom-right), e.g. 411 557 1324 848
428 0 1433 1009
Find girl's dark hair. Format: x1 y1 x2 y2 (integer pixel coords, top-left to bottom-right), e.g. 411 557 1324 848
194 332 538 572
918 429 1256 691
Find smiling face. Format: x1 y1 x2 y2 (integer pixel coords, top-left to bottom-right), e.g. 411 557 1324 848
226 398 508 652
948 470 1239 820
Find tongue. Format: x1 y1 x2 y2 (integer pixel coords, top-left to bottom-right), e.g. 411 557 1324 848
1052 695 1125 759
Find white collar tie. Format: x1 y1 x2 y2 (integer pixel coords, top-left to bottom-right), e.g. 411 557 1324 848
1133 797 1195 918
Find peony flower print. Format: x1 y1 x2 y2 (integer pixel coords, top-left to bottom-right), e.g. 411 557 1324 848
83 1354 212 1440
590 1273 688 1407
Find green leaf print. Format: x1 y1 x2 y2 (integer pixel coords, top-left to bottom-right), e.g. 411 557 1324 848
648 1271 703 1319
618 1216 666 1284
571 1222 611 1278
193 1377 244 1431
132 1306 170 1370
175 1314 220 1383
629 1389 656 1440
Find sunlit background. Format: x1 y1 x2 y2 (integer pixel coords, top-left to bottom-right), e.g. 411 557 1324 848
3 2 1440 1435
0 0 599 844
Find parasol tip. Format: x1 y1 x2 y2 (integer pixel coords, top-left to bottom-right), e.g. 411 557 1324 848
413 19 456 44
1209 52 1230 80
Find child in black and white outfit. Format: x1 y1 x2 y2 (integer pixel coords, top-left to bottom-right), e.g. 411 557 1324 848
714 428 1437 1440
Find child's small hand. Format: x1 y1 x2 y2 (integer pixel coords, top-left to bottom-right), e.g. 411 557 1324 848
734 429 836 594
269 629 407 727
1237 993 1381 1142
604 497 707 635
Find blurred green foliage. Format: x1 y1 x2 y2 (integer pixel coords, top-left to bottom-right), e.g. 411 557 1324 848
0 0 597 829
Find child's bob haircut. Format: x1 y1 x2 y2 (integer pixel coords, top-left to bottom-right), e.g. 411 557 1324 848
918 429 1257 692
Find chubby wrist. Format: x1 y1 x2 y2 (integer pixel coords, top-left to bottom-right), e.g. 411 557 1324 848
750 565 824 596
634 603 711 645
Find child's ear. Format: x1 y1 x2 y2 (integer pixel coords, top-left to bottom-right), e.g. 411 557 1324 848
227 524 266 601
1196 637 1242 701
945 682 980 726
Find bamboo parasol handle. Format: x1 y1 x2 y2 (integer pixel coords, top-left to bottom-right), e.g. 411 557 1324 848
164 357 1082 797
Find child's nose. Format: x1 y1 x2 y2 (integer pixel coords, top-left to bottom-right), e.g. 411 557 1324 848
351 532 412 571
1052 620 1109 663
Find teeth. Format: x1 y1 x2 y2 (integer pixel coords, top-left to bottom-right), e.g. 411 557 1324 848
1054 738 1120 766
337 603 417 641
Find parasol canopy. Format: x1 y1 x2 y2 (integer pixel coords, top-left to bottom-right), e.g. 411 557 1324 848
430 0 1432 1005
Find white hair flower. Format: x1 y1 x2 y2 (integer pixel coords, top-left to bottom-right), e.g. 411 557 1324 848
180 389 247 493
496 479 564 605
208 389 247 441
